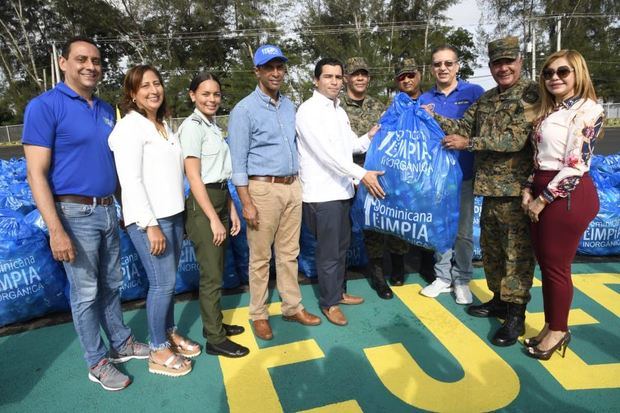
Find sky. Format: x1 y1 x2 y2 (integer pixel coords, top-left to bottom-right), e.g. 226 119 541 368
445 0 497 90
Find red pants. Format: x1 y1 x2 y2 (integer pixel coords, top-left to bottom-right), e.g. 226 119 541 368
530 171 599 331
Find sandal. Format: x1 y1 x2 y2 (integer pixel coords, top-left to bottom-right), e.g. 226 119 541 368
168 333 202 358
148 352 192 377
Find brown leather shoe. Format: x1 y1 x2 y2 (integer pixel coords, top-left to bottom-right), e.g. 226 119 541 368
321 306 348 326
252 319 273 340
282 309 321 326
339 293 364 305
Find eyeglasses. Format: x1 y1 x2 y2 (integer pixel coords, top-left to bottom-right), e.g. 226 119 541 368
397 72 417 81
542 66 574 80
432 60 457 69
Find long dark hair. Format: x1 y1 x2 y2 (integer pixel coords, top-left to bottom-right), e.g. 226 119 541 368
121 64 168 123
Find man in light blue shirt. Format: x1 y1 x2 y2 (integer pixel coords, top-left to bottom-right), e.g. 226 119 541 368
419 45 485 304
228 44 321 341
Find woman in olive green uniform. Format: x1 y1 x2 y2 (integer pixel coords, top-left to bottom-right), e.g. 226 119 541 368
178 72 249 358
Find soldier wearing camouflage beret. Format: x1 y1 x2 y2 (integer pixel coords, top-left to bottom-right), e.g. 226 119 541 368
434 36 538 347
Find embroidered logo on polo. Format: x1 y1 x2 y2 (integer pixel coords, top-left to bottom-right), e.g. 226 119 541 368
102 116 114 129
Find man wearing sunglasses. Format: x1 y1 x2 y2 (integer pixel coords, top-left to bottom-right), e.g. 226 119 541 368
418 45 484 305
393 57 437 284
433 36 539 347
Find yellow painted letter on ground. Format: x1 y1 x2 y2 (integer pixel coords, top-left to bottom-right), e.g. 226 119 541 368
365 284 519 412
539 273 620 390
220 304 325 413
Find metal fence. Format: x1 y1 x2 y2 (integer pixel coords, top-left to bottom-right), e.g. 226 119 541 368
2 105 619 144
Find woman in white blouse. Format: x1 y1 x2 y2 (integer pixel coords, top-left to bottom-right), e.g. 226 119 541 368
109 65 199 376
521 50 604 360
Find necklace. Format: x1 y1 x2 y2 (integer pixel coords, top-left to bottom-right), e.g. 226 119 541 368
156 124 168 140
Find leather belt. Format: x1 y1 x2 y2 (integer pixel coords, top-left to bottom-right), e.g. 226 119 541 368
248 175 297 185
54 195 114 206
205 182 228 190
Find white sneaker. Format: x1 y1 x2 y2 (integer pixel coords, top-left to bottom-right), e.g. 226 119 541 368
420 279 452 298
454 284 473 305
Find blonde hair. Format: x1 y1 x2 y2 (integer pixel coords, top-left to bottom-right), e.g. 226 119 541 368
535 49 597 118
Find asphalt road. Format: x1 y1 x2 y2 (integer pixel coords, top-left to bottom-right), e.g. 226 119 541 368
2 128 619 160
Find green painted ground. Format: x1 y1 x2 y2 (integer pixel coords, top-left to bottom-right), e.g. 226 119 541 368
0 262 618 412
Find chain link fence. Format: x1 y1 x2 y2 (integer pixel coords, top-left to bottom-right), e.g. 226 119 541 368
2 105 618 144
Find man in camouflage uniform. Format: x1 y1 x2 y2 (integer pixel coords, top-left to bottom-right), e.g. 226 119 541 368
438 36 538 346
341 57 409 299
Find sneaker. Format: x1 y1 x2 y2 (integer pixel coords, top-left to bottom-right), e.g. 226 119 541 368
109 336 149 363
454 284 473 305
420 279 452 298
88 359 131 391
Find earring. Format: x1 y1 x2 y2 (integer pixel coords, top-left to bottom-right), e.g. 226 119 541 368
132 98 136 103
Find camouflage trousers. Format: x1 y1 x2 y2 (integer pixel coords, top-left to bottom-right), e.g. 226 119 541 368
364 230 410 260
480 196 535 304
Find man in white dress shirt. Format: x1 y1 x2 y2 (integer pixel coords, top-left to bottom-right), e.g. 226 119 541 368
296 57 384 326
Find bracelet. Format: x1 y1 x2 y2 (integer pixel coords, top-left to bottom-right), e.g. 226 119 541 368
537 195 549 205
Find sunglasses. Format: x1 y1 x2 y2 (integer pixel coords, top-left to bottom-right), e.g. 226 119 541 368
432 60 457 69
397 72 417 81
542 65 574 80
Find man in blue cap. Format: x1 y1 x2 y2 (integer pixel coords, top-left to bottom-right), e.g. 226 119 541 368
228 44 321 341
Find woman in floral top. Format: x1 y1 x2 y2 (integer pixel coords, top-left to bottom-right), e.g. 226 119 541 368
521 50 604 360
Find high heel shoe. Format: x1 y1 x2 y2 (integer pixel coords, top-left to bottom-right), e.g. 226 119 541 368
523 337 541 348
525 331 571 360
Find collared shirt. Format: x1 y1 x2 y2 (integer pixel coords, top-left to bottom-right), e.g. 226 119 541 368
528 97 604 202
22 82 117 197
108 111 184 228
178 108 232 183
296 90 370 203
420 80 484 180
228 86 298 186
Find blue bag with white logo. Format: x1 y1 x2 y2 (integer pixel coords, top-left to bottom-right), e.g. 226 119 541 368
578 154 620 255
352 92 462 253
0 209 69 327
472 196 483 260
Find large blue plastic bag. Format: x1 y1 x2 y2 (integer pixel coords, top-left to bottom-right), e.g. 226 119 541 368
176 239 200 294
0 209 69 327
118 228 150 301
298 224 318 278
352 92 462 253
472 196 483 260
347 207 368 267
227 182 248 284
578 154 620 255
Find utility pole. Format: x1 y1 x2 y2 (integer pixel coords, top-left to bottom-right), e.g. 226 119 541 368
531 29 536 80
556 16 562 51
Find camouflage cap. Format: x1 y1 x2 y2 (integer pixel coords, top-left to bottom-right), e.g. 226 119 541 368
346 57 369 75
488 36 520 63
394 57 418 77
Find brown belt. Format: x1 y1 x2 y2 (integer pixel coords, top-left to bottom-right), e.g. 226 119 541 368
54 195 114 206
248 175 297 185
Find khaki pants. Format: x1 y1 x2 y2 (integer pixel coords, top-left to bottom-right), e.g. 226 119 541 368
247 179 304 320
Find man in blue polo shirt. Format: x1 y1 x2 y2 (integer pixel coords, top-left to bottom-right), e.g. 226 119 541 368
228 44 321 341
419 45 485 304
23 37 147 391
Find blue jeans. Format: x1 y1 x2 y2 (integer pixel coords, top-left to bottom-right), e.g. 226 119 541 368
434 179 475 285
127 213 183 349
57 201 132 368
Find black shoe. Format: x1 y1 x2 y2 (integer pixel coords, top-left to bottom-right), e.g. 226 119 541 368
366 259 393 299
466 293 508 318
203 324 245 339
389 253 405 286
492 303 526 347
223 324 244 336
205 339 250 358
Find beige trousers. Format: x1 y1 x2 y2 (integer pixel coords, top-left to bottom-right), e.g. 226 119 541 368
247 179 304 320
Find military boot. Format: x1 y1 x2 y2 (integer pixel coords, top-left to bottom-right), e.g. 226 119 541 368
366 258 393 300
466 292 508 318
389 253 405 286
491 303 526 346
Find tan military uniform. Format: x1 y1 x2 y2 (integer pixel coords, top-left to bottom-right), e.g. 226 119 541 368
341 93 409 259
437 77 538 304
